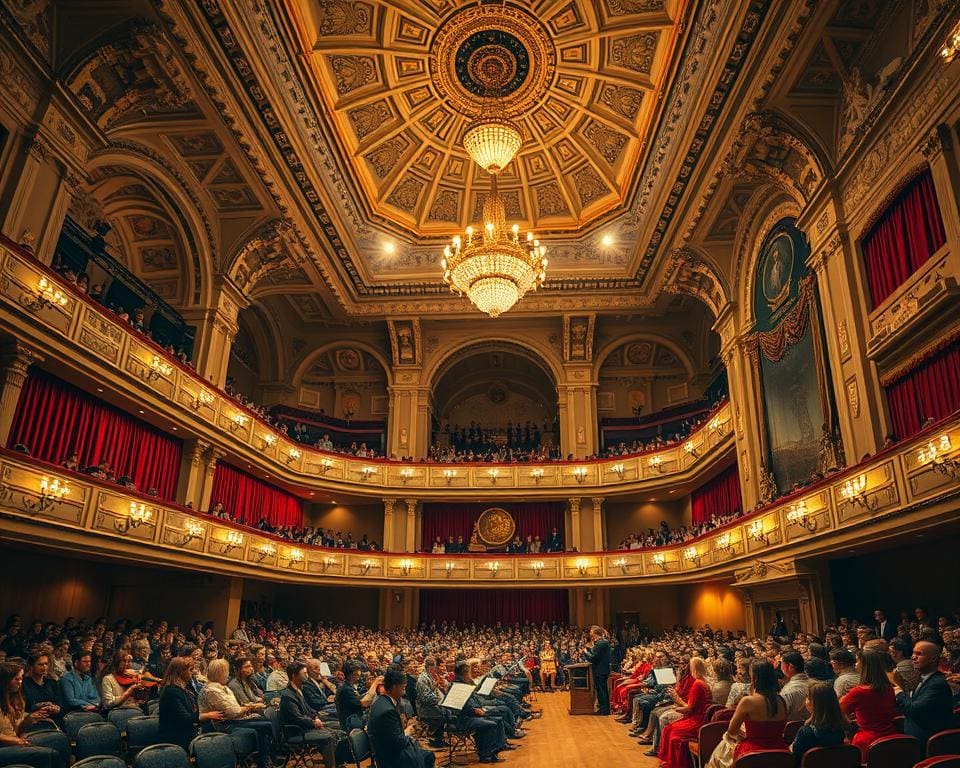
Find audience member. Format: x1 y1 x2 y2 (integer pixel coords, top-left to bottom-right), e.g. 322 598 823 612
839 649 896 759
789 682 846 767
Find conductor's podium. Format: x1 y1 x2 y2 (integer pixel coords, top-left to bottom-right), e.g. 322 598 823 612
565 663 594 715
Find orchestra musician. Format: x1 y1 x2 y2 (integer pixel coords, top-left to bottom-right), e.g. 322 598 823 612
101 652 159 710
415 657 450 749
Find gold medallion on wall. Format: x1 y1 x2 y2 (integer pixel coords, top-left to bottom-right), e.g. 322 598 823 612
476 507 517 547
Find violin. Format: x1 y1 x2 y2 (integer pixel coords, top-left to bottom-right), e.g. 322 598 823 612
115 669 163 688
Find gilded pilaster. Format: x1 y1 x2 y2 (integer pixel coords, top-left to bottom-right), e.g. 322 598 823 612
567 497 582 551
175 438 211 510
0 341 42 446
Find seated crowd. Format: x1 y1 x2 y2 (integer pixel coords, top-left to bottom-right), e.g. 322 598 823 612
429 529 564 554
616 512 746 550
207 504 380 551
609 607 960 768
0 614 590 768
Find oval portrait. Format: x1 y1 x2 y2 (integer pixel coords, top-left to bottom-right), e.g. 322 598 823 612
761 231 794 308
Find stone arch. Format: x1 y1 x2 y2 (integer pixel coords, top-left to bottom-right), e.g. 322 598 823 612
592 332 697 382
224 218 310 301
291 340 394 390
422 336 564 391
659 246 732 320
235 303 285 384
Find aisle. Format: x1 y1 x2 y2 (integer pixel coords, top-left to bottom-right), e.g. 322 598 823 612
498 690 661 768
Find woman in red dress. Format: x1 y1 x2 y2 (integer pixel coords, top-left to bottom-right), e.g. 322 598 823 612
726 660 788 760
614 650 652 714
840 649 896 760
658 657 711 768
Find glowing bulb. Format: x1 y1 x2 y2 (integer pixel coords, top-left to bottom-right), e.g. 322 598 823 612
512 223 519 234
383 242 395 254
602 234 613 247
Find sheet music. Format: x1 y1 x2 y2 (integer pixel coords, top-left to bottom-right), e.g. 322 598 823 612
319 662 331 677
477 677 496 696
441 682 477 710
653 668 677 685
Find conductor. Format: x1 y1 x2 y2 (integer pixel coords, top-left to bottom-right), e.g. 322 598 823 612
584 625 611 715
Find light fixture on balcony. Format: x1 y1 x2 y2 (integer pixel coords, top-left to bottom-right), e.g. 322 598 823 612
115 501 152 533
840 474 873 510
715 533 734 554
531 560 544 577
683 546 701 566
917 434 960 480
318 458 334 475
399 559 413 576
191 389 214 411
530 468 544 484
748 520 768 544
573 466 588 484
288 548 304 565
359 466 375 481
487 561 500 577
941 18 960 62
361 559 374 574
786 500 817 532
400 467 414 484
709 417 726 436
229 413 249 432
285 447 301 465
174 518 205 547
443 469 458 485
261 433 277 449
610 463 625 480
29 277 68 311
575 558 590 576
254 542 276 563
144 355 173 383
321 556 336 572
684 441 699 458
28 477 69 513
488 468 500 484
651 553 668 571
649 455 664 473
444 561 455 576
613 557 628 574
219 530 244 554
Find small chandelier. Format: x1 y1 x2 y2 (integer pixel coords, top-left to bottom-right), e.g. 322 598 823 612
463 114 522 174
442 175 547 317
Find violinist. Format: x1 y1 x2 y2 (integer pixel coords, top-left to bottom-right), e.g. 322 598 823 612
100 652 154 710
335 661 381 731
415 657 450 749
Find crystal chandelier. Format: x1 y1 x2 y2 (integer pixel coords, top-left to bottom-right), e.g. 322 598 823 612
442 174 547 317
463 114 523 174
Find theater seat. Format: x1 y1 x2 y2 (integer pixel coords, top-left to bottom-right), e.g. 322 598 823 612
864 734 922 768
914 758 960 768
799 744 860 768
928 729 960 758
734 749 793 768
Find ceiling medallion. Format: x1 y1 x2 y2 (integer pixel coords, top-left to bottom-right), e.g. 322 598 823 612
429 2 556 120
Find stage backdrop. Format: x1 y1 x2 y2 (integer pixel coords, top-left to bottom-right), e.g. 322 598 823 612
419 588 569 625
421 502 565 551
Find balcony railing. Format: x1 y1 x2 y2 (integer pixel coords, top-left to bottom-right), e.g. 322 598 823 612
0 238 733 495
1 415 957 584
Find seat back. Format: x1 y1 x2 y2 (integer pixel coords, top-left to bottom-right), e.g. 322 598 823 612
712 708 736 722
134 744 192 768
147 700 160 715
865 734 922 768
74 756 129 768
697 721 728 764
915 758 960 768
800 744 861 768
127 716 161 755
734 749 794 768
108 707 145 735
263 705 281 743
77 721 123 759
25 729 71 767
190 732 238 768
892 715 904 733
704 704 722 723
783 720 805 743
348 728 371 768
64 711 106 741
928 728 960 758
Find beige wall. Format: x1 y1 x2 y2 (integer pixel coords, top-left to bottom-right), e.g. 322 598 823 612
608 580 745 632
305 503 384 546
605 499 689 548
242 579 381 627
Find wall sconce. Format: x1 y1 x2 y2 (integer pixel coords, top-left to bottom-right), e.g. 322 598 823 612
360 466 375 481
444 561 455 576
115 501 152 533
709 417 726 436
361 559 374 574
219 530 244 554
573 466 588 484
399 558 413 576
285 447 301 465
443 469 458 485
649 455 664 473
229 413 249 432
610 463 625 480
786 500 817 531
318 458 334 475
249 543 272 563
941 19 960 61
29 277 69 311
683 546 701 566
652 553 667 571
288 548 303 565
840 474 874 510
684 441 699 458
191 389 214 411
530 468 544 483
576 557 589 576
261 433 277 449
530 560 545 576
321 556 336 571
173 519 205 547
487 561 500 577
748 520 768 544
27 477 69 513
400 468 414 484
715 533 734 554
613 557 628 574
488 468 500 484
144 355 173 383
917 434 960 480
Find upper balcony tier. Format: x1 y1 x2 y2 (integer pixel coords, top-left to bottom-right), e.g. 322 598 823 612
0 238 732 498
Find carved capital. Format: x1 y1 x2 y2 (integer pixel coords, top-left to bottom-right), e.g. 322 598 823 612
919 126 949 160
189 439 211 467
591 497 604 514
0 341 43 389
383 498 396 516
404 498 417 516
27 136 49 162
568 497 581 515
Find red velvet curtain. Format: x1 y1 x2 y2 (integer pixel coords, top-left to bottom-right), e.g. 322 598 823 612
862 169 946 308
419 589 569 625
8 369 182 500
421 502 565 551
210 462 303 528
885 339 960 440
690 463 742 524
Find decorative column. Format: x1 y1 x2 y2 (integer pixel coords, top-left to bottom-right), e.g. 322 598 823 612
0 341 42 446
589 497 605 553
387 379 432 460
198 447 227 513
180 279 249 388
567 497 582 552
382 498 396 552
175 438 211 509
404 498 418 553
922 126 960 252
558 376 599 458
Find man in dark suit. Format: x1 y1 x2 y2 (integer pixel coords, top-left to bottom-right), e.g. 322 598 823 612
335 661 380 731
895 641 954 746
584 625 611 715
278 662 339 768
874 609 896 641
367 668 435 768
451 662 511 763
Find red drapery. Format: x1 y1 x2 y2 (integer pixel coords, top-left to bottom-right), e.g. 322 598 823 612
419 589 569 625
421 502 565 551
690 464 742 524
8 369 182 500
885 339 960 440
862 169 946 308
210 462 303 528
